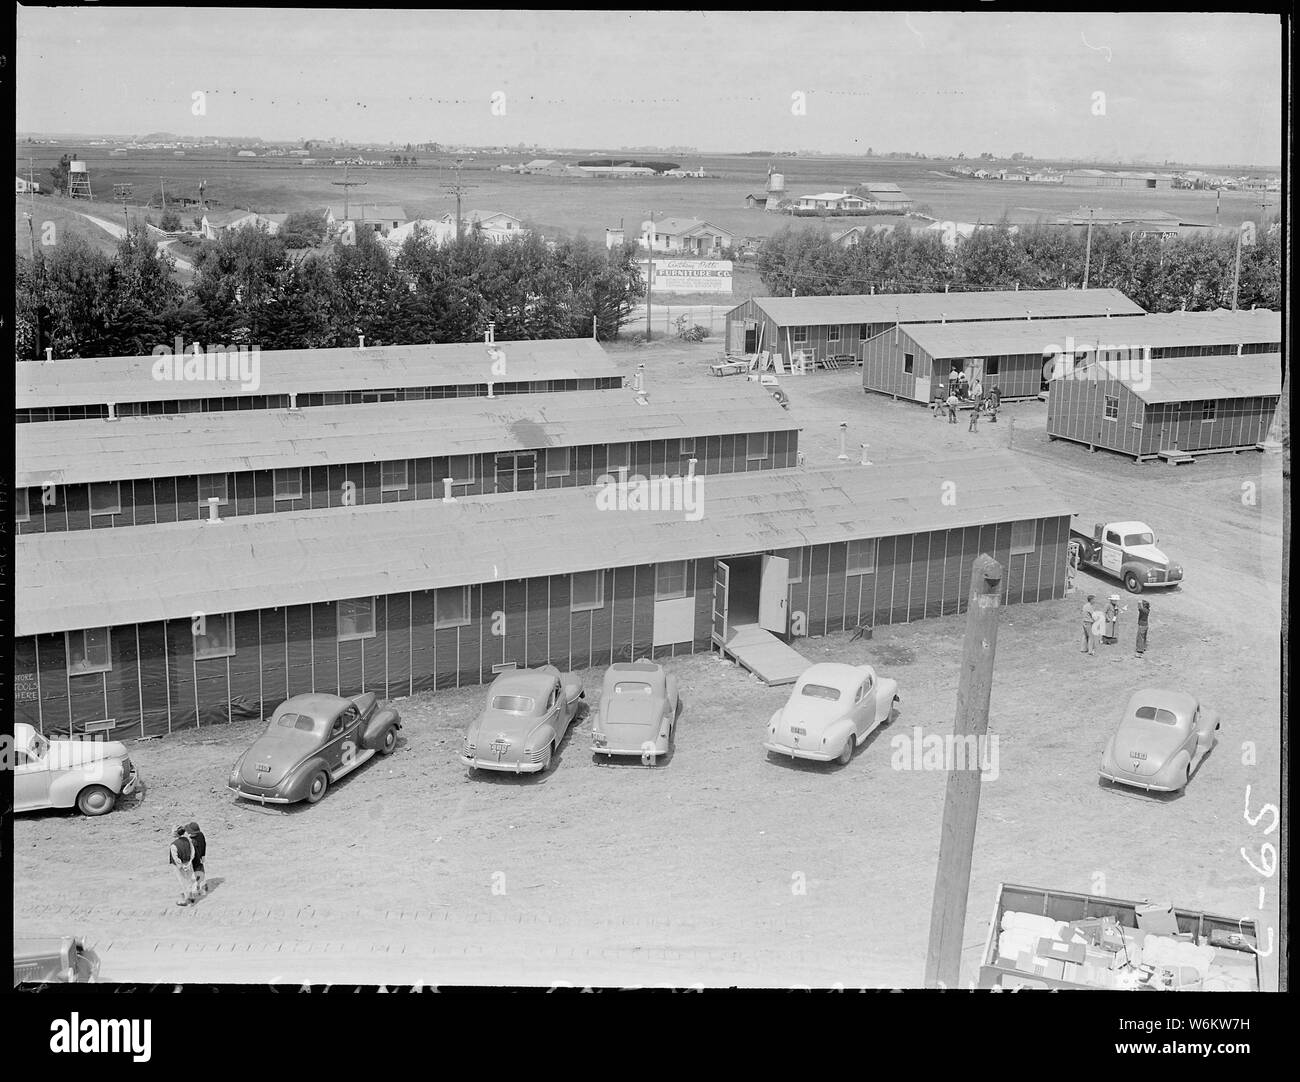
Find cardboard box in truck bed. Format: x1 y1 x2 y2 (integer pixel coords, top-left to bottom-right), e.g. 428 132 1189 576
980 882 1260 991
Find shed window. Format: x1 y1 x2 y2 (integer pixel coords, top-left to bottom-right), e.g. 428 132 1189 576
338 597 376 640
607 444 630 471
791 327 809 345
828 326 841 343
678 438 695 455
194 613 236 659
381 460 409 492
67 627 111 674
846 539 877 575
90 481 121 516
434 587 471 629
197 474 228 506
656 561 689 600
16 488 29 522
570 571 604 611
777 548 803 583
984 358 1000 376
903 352 914 375
545 448 571 477
1010 519 1037 555
1200 400 1217 423
273 468 303 500
746 433 770 461
448 455 476 487
1104 395 1119 421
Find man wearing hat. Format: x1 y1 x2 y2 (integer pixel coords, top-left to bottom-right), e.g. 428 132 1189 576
1102 594 1123 645
1081 594 1099 655
1135 600 1151 657
185 821 208 897
168 826 196 906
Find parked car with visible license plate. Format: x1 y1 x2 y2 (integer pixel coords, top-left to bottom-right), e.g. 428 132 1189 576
461 665 586 774
764 662 899 765
228 692 401 805
1099 689 1219 793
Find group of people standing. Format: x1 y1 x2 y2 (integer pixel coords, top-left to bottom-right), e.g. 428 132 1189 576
166 821 208 906
932 372 1002 429
1081 593 1151 657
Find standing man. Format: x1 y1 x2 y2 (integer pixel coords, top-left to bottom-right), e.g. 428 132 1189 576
1135 600 1151 657
990 384 1002 410
946 390 960 424
1081 594 1099 655
1102 595 1120 645
168 825 196 906
186 821 208 897
948 366 960 396
971 375 983 403
957 369 969 399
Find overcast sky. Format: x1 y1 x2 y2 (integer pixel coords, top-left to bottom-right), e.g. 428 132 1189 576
15 9 1283 165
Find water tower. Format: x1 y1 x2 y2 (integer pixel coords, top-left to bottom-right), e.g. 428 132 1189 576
68 159 93 199
765 166 785 211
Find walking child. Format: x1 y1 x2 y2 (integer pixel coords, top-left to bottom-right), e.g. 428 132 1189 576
168 825 196 906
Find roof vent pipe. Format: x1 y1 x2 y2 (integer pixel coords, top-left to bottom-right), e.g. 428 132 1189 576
442 477 455 503
288 392 299 411
44 348 53 363
860 442 872 466
206 497 222 523
486 380 495 399
687 457 697 479
358 334 366 349
106 402 118 422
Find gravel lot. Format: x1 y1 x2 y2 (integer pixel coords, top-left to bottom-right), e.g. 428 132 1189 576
15 338 1283 988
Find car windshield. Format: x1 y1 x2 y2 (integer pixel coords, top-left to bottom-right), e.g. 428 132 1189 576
276 712 318 732
800 683 842 702
614 681 654 695
492 695 535 714
1124 532 1155 547
1135 706 1179 725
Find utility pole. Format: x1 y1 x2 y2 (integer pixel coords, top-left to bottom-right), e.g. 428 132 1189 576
1081 205 1094 290
645 211 657 340
925 554 1004 989
442 158 477 241
160 176 166 215
332 161 367 224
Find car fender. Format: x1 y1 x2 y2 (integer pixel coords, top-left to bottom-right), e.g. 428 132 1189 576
665 673 679 714
823 719 856 753
1161 749 1193 787
282 756 332 802
361 708 401 749
1199 708 1221 747
874 678 900 721
51 761 124 808
530 725 559 755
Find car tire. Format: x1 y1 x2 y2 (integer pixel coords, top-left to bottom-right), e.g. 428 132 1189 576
76 785 116 816
837 736 854 766
380 727 397 756
1124 571 1143 593
1184 765 1192 790
305 770 329 804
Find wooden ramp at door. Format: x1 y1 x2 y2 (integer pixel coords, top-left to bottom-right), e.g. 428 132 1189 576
722 624 810 686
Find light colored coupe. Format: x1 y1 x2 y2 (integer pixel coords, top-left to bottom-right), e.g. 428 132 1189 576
591 659 679 764
764 662 900 765
13 722 139 816
1100 689 1220 793
461 665 586 774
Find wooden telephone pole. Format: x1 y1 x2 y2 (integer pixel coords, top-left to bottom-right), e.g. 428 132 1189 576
925 554 1004 989
645 211 658 340
442 158 477 241
332 162 367 225
1081 206 1095 289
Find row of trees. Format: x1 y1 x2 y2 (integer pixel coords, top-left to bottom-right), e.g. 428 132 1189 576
15 225 646 361
756 220 1282 313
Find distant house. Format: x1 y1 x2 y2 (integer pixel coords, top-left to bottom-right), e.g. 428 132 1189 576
972 169 993 179
327 204 409 234
640 217 734 256
522 159 557 172
200 210 281 240
744 193 766 209
236 150 257 158
16 176 40 194
861 182 912 212
383 218 457 250
1027 170 1063 184
795 191 869 213
830 226 867 248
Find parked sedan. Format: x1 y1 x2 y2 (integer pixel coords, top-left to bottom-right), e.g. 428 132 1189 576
591 659 679 764
764 662 899 765
13 722 139 816
461 665 586 774
1100 689 1220 793
228 692 401 805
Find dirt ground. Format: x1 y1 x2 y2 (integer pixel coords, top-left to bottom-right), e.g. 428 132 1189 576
14 338 1284 989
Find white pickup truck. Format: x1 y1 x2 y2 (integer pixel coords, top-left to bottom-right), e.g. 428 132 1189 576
1068 520 1184 593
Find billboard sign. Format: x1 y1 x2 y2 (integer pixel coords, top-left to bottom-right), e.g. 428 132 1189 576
638 259 733 294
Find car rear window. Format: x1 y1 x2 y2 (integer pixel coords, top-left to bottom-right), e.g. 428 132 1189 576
1135 706 1178 725
276 713 317 732
492 695 535 713
613 681 653 695
799 683 841 701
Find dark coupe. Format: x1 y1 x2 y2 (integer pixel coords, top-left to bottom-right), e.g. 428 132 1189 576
228 692 402 805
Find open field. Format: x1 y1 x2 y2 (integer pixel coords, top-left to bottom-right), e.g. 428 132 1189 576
17 147 1277 262
15 339 1283 988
